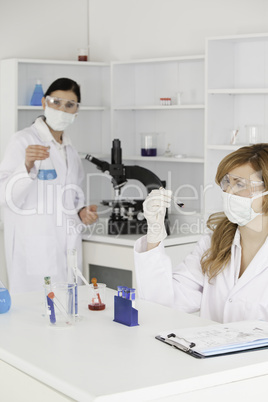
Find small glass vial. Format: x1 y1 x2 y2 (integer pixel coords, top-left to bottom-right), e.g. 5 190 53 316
78 48 88 61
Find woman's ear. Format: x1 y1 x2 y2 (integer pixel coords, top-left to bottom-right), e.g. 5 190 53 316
41 97 46 110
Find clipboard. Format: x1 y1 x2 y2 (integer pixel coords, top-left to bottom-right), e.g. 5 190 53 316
156 320 268 359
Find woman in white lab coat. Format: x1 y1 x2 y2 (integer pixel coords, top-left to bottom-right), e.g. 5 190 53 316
0 78 98 293
134 144 268 323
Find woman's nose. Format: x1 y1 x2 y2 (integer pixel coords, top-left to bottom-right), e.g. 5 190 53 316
225 185 233 194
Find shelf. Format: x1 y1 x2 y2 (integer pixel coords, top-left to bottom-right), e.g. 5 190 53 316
18 106 108 111
79 152 110 160
207 144 249 151
79 153 204 163
123 156 204 163
112 55 205 65
16 58 110 67
208 89 268 95
114 105 204 111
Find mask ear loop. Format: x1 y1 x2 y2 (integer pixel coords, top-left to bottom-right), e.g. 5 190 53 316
251 190 268 201
250 190 268 217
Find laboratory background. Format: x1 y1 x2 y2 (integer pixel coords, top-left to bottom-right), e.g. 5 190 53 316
2 1 268 401
0 0 268 287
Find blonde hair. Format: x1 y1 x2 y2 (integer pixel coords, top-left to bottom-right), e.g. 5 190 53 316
201 143 268 280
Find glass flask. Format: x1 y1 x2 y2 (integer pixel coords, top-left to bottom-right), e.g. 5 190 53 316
37 149 57 180
0 280 11 314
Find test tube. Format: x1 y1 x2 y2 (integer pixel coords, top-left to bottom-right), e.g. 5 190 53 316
67 249 78 316
44 277 56 324
122 287 129 298
48 292 70 322
124 288 130 300
117 286 123 297
129 288 136 308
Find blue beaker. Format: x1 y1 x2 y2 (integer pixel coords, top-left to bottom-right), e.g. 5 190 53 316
0 281 11 314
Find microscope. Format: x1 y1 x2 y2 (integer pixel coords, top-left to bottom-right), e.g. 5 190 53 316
85 139 170 235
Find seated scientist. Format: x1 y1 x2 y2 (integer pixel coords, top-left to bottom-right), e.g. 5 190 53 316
134 143 268 323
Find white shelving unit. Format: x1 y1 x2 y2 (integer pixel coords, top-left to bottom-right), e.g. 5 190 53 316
111 56 205 213
0 58 110 159
0 56 205 215
205 33 268 216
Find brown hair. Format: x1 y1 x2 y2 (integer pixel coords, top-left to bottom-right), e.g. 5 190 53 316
201 143 268 280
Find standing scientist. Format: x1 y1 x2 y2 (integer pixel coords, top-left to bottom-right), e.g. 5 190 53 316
134 144 268 323
0 78 98 293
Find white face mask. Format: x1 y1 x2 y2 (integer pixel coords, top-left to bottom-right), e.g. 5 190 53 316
222 190 268 226
44 107 76 131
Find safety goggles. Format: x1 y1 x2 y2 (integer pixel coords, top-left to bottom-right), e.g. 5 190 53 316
220 173 265 198
45 96 80 114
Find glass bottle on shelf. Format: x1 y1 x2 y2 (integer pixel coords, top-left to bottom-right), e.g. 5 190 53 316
30 80 44 106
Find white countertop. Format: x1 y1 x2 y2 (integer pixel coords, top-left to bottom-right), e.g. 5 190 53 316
82 218 201 246
82 231 201 247
1 287 268 401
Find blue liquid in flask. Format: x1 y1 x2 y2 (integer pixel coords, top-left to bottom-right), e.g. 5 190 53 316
0 288 11 314
38 169 57 180
38 153 57 180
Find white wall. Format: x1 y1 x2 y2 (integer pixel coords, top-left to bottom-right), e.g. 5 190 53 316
0 0 89 61
89 0 268 60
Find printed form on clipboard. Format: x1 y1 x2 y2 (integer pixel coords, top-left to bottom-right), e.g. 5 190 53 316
156 320 268 358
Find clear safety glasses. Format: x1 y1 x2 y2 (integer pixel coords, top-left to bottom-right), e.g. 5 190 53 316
220 173 265 198
45 96 80 114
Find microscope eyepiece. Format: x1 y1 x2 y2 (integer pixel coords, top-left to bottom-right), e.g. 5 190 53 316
112 139 122 165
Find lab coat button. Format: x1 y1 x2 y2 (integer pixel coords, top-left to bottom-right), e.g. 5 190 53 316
229 298 232 303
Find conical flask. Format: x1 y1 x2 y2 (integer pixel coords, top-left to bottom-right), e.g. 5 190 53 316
38 149 57 180
30 80 44 106
0 280 11 314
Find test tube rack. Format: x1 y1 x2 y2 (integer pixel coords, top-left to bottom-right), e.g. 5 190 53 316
113 295 139 327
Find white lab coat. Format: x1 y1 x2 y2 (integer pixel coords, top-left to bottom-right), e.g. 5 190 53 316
0 118 85 293
134 231 268 323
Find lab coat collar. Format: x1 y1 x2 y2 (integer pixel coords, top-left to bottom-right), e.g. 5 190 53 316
33 117 72 147
233 228 241 248
229 229 268 295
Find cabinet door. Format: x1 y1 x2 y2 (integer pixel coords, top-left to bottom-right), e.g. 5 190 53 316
205 35 268 215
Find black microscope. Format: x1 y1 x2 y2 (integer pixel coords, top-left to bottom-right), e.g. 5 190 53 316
85 139 170 235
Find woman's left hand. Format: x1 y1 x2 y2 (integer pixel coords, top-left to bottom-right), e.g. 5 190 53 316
78 205 98 225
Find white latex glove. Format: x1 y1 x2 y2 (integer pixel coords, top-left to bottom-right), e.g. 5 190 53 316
143 188 172 243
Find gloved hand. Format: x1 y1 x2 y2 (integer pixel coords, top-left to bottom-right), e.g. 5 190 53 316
143 188 172 244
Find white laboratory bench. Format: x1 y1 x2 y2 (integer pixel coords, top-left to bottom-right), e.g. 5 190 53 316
1 286 268 402
82 224 201 287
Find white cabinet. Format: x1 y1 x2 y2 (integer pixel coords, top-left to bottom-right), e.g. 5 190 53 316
0 56 205 215
111 56 205 214
0 58 110 158
205 34 268 216
82 238 198 289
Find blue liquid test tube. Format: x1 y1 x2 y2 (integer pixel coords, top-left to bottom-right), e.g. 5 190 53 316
44 276 56 323
122 286 128 298
124 288 130 300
